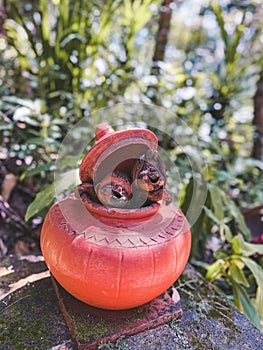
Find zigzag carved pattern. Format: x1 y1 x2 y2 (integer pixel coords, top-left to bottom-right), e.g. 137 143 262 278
54 202 188 248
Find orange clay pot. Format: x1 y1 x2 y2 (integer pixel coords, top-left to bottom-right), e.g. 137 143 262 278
40 124 191 310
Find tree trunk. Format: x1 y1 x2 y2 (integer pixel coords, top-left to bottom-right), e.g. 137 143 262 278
252 70 263 160
148 0 175 106
151 0 174 76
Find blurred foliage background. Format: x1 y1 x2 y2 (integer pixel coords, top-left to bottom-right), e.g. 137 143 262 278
1 0 263 329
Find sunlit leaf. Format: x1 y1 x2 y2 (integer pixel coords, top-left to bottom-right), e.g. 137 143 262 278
231 234 263 256
2 96 36 109
211 0 228 51
13 107 39 126
8 1 38 56
206 259 226 282
60 33 87 48
39 0 51 47
228 260 249 288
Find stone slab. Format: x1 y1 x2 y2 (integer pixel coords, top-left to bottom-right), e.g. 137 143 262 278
1 256 263 350
52 277 182 350
108 265 263 350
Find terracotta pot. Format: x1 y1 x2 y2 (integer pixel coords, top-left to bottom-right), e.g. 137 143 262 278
40 125 191 310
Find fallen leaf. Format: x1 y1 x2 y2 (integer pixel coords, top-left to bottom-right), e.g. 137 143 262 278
0 265 15 277
1 173 18 201
19 255 45 263
171 287 180 304
0 270 50 300
0 238 8 257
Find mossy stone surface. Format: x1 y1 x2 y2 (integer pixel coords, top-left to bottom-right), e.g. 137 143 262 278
0 255 76 350
1 257 263 350
112 265 263 350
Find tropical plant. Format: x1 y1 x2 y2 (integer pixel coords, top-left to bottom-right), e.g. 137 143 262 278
1 0 160 197
206 234 263 329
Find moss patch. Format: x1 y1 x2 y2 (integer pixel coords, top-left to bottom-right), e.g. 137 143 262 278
72 315 110 343
0 278 73 349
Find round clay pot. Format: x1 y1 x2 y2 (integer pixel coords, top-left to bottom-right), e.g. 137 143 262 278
40 195 191 310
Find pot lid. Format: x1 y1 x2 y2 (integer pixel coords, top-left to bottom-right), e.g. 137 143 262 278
79 127 158 183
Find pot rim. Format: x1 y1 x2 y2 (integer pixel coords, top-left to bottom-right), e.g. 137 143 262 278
80 192 160 221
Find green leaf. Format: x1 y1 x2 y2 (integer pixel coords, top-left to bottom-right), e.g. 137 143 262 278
56 155 81 169
0 123 13 131
4 19 35 71
208 184 224 221
39 0 50 44
59 0 70 30
25 183 55 221
121 0 153 35
228 260 249 288
204 206 220 224
206 259 226 282
223 224 233 242
214 249 229 260
230 277 262 330
211 0 228 51
231 234 263 256
26 137 60 148
179 177 193 211
132 0 153 33
229 14 245 64
216 170 233 182
1 96 35 109
20 163 56 180
60 33 87 48
204 205 233 241
25 169 79 221
8 1 38 58
241 257 263 323
231 235 242 255
207 184 250 241
240 158 263 171
222 196 251 240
